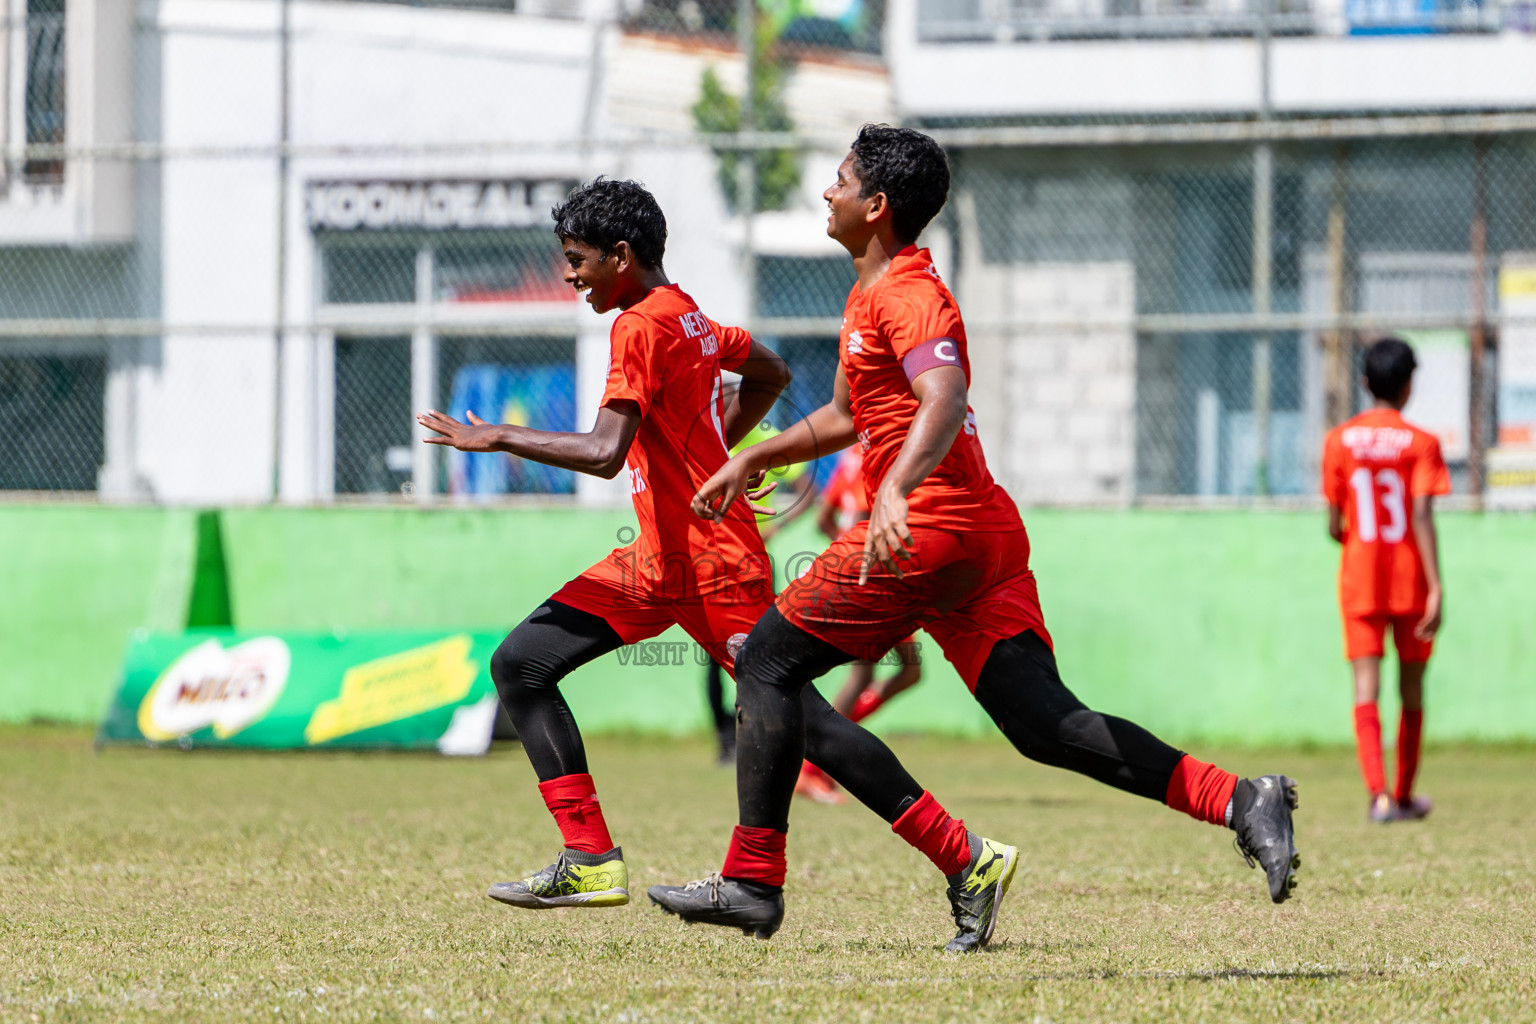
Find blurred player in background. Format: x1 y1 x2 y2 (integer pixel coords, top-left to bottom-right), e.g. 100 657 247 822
1322 337 1449 824
651 125 1301 948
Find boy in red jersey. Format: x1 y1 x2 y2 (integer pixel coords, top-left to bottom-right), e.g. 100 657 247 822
1322 337 1449 823
421 178 1015 925
418 178 791 909
649 126 1301 948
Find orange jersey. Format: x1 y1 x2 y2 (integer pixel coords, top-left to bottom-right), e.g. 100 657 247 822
838 246 1021 531
600 284 768 597
1322 408 1450 615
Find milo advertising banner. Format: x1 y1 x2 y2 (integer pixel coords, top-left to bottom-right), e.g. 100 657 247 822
98 631 503 754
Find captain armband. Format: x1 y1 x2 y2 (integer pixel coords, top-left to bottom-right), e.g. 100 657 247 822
900 337 962 385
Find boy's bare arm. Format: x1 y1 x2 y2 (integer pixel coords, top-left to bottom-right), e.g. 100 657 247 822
417 402 642 480
721 339 792 449
1410 493 1443 641
1327 504 1345 544
692 364 860 523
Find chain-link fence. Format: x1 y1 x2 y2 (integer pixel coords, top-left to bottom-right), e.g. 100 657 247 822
1 0 1533 507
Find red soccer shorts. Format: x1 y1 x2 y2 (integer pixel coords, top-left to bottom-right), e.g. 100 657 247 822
775 522 1051 690
552 552 774 674
1342 609 1433 663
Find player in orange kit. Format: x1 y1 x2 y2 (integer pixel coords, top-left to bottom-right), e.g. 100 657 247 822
650 126 1301 949
1322 336 1449 823
418 177 789 908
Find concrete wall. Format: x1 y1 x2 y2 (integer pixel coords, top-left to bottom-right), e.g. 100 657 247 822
4 505 1533 745
963 262 1137 504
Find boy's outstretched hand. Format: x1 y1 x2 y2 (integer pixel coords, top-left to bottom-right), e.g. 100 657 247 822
418 410 505 452
693 454 779 522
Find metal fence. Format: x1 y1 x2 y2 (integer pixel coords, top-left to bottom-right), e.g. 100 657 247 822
0 5 1533 507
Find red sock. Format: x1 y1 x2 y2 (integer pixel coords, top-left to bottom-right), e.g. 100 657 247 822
1394 708 1424 804
799 761 830 783
722 825 786 887
1353 702 1386 796
891 791 971 877
848 690 885 724
1164 754 1239 826
537 773 614 854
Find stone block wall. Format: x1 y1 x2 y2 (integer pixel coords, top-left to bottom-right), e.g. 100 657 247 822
962 261 1137 505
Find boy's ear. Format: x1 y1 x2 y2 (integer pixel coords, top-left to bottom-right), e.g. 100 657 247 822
612 239 634 273
864 191 888 225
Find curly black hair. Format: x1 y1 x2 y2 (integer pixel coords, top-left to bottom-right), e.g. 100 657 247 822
1364 337 1418 400
848 124 951 245
551 177 667 269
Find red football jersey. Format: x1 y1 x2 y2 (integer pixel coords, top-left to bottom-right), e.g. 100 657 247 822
601 284 767 596
1322 407 1451 615
838 246 1021 530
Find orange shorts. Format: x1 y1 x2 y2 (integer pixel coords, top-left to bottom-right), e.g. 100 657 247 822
1342 610 1434 663
552 553 774 674
775 522 1050 690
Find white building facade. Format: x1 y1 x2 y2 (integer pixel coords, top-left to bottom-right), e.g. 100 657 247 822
0 0 1531 504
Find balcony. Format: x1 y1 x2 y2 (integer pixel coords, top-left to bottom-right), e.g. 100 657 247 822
915 0 1528 42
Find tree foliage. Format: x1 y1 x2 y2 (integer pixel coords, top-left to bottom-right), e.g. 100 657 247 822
692 22 801 215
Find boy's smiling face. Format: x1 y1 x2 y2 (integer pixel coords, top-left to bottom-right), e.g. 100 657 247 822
823 152 882 249
561 237 623 314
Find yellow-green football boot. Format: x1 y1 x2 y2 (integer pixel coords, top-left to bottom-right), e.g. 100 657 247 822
487 846 629 909
943 834 1018 953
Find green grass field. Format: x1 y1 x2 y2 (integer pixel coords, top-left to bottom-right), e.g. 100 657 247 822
3 727 1534 1023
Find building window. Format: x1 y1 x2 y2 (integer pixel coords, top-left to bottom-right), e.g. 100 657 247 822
24 0 67 185
318 227 578 499
333 335 413 496
322 240 419 305
329 334 577 498
0 345 105 491
438 336 576 496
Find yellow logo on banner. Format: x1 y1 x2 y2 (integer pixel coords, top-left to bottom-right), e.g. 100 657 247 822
1500 267 1536 300
304 635 477 745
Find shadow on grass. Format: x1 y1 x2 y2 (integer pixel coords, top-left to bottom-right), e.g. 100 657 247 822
963 950 1365 982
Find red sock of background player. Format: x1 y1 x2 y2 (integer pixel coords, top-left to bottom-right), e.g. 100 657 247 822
1394 708 1424 804
1353 702 1386 796
848 690 885 724
891 791 972 878
722 825 786 887
1164 754 1239 826
538 773 615 854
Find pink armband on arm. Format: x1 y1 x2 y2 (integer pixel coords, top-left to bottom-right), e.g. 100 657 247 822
901 337 962 384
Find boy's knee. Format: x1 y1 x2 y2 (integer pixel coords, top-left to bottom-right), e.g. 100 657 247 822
489 637 544 700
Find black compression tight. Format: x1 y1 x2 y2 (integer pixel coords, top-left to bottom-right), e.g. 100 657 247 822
973 629 1185 802
733 614 1191 834
734 607 928 832
493 600 927 825
489 600 623 781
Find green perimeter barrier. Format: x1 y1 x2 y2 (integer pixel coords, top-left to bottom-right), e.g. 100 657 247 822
3 504 1532 744
0 506 199 722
